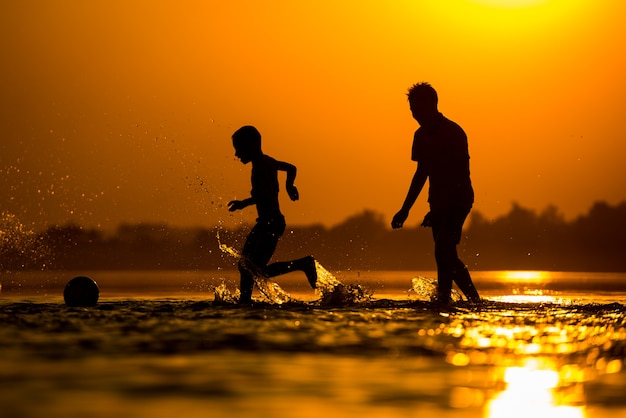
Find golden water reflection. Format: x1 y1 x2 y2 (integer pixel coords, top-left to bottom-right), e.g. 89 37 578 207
484 270 572 304
486 359 585 418
443 285 626 417
499 270 552 281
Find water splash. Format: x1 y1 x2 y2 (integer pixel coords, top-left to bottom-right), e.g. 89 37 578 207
212 281 240 304
313 260 342 290
216 232 292 304
409 276 462 302
314 261 372 306
0 212 49 271
215 231 374 306
217 238 240 259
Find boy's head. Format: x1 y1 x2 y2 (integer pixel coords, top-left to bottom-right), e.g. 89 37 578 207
232 125 262 164
407 82 439 125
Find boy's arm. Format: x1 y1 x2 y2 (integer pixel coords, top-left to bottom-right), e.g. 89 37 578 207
228 197 255 212
391 164 427 229
276 160 299 201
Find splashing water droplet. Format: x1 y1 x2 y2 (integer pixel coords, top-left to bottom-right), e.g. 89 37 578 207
216 232 291 304
1 212 51 270
409 276 462 302
212 281 239 304
313 261 371 306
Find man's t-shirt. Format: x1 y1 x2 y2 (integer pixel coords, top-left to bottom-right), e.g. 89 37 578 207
411 113 474 209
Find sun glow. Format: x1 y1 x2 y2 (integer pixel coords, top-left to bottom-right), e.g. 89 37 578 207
501 271 551 281
470 0 550 8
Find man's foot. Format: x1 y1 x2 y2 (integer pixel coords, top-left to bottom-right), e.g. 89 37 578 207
238 297 252 305
432 293 451 307
302 255 317 288
466 295 482 304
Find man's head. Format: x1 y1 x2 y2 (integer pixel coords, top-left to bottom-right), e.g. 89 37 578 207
232 125 262 164
407 82 439 126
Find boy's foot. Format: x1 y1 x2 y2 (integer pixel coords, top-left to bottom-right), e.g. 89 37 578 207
302 256 318 288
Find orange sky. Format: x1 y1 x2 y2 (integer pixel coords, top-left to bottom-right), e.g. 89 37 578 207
2 0 625 232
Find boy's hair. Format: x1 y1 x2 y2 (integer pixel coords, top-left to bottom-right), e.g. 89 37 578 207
407 82 438 107
232 125 262 150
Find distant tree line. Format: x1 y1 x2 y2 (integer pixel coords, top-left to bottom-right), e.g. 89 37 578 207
2 200 626 272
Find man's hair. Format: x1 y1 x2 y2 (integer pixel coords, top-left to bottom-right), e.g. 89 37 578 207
232 125 262 150
407 82 438 107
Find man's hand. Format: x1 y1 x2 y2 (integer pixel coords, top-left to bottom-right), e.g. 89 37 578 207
420 211 433 227
286 184 299 201
391 209 409 229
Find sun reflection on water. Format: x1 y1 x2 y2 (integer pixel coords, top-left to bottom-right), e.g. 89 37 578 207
500 270 552 281
486 359 585 418
491 294 561 304
439 290 626 416
486 271 573 303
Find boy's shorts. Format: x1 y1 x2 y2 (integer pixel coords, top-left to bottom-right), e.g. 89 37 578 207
241 216 286 266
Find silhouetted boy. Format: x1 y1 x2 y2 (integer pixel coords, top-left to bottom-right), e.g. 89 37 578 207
228 125 317 303
391 83 481 304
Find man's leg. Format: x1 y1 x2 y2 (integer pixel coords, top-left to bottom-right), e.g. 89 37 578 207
432 206 480 303
452 259 481 302
434 237 455 304
437 207 481 303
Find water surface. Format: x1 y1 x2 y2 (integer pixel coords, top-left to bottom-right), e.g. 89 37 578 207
1 270 625 418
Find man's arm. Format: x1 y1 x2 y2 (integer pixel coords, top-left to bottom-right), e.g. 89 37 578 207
391 164 427 229
276 160 299 201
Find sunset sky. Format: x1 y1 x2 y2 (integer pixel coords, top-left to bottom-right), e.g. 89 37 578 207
2 0 625 232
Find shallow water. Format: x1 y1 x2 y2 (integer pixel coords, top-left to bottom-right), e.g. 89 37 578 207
1 270 626 418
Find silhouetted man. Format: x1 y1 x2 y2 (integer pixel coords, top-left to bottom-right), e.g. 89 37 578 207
391 83 481 304
228 125 317 303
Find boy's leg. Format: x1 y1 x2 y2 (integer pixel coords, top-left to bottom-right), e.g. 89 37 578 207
238 226 261 303
265 256 318 288
238 217 285 302
238 263 255 303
